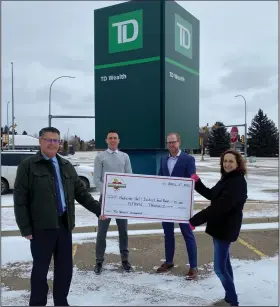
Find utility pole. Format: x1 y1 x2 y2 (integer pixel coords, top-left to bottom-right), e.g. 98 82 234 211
7 101 10 149
11 62 15 150
201 138 204 161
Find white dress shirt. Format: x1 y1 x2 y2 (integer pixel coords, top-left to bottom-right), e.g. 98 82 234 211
167 150 181 175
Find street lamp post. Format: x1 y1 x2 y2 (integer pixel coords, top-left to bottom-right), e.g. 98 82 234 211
234 95 247 162
48 76 75 127
199 125 208 161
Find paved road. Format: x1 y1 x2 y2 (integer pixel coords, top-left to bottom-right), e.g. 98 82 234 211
73 228 278 274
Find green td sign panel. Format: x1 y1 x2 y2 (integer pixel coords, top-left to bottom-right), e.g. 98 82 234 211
109 9 143 53
164 1 199 149
94 0 199 151
94 1 162 150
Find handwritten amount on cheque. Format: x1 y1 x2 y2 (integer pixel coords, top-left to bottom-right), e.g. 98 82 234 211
106 195 187 209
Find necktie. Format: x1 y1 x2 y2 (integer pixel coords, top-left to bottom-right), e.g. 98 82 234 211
51 159 64 216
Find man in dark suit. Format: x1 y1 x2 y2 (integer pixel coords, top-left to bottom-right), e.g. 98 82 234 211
14 127 101 306
156 132 198 280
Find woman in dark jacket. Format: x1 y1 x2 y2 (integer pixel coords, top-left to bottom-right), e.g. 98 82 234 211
189 150 247 306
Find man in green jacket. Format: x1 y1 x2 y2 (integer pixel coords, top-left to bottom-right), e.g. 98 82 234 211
14 127 101 306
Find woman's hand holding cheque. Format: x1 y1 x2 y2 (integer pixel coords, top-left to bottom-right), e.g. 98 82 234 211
189 173 200 231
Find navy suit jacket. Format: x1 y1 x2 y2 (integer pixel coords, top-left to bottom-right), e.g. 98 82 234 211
158 151 196 178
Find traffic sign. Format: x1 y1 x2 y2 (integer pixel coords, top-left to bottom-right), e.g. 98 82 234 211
230 126 238 143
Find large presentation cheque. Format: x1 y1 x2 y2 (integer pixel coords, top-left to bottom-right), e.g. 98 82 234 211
101 172 194 223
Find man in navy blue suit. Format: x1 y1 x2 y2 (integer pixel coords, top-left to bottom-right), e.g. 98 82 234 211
156 132 198 280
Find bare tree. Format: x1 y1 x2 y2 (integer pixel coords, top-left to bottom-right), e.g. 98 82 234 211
69 135 81 151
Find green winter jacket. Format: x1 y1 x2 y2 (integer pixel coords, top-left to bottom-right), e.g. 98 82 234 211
14 151 100 236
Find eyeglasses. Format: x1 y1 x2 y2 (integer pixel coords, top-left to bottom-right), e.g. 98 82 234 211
108 137 118 140
42 138 60 144
166 141 178 145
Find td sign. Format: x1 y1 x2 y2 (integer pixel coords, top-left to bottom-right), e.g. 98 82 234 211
95 1 199 152
175 13 192 59
109 9 143 53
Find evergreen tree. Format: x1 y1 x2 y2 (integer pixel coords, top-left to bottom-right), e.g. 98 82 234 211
207 121 230 157
247 109 279 157
22 130 28 135
277 134 279 155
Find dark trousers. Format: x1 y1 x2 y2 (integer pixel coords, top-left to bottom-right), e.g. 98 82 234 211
29 220 72 306
162 222 197 268
96 218 129 263
95 195 129 263
213 238 238 306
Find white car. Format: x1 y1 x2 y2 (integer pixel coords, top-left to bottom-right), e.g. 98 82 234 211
1 150 96 194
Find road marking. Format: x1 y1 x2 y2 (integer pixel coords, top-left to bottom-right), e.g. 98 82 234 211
72 244 78 258
237 237 267 258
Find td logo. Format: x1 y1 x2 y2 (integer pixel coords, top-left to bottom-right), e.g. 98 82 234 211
109 9 143 53
175 13 192 59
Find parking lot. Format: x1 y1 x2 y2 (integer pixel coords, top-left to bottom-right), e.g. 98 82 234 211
1 153 278 306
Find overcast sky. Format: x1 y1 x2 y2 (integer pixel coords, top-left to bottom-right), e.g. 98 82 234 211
2 1 278 141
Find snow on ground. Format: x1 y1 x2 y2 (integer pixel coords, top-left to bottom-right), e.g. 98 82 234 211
2 153 278 230
64 152 280 202
64 152 279 171
2 153 278 305
1 195 14 207
67 153 278 174
1 200 278 231
195 157 278 168
1 236 121 266
193 172 278 202
1 202 159 231
1 234 278 306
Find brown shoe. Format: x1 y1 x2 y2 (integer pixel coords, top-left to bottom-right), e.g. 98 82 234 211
156 262 174 273
186 267 198 280
212 299 230 306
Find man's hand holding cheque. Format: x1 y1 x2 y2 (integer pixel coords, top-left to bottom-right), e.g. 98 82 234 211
99 215 109 220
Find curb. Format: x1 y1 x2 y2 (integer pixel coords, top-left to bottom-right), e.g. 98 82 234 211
2 217 278 237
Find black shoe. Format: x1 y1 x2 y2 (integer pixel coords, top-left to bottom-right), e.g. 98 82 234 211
94 262 102 275
122 260 132 272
